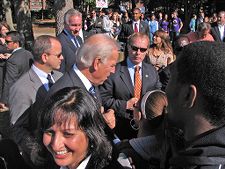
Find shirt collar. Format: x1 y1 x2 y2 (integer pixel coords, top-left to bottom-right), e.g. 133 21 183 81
127 57 142 69
60 155 91 169
12 47 22 54
133 20 140 25
73 64 92 91
32 64 49 79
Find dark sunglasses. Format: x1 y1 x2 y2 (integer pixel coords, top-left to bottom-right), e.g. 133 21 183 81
5 40 13 44
130 45 148 53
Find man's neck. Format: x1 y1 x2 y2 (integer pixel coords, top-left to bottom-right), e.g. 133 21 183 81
34 62 52 74
184 114 215 141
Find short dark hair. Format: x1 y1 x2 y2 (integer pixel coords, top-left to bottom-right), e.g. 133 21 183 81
32 35 59 63
176 41 225 126
6 31 23 46
40 87 112 168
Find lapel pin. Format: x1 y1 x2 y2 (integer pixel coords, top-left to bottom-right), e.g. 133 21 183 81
145 74 149 78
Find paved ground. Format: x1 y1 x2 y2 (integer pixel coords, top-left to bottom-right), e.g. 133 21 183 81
33 19 56 38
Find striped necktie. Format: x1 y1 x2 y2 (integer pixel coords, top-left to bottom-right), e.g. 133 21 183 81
47 74 54 89
134 66 142 101
89 86 97 99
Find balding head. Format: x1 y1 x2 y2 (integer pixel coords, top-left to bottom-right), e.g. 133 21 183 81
76 34 119 68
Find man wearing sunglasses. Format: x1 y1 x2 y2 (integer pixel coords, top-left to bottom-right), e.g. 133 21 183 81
0 31 33 109
100 32 161 139
9 35 63 168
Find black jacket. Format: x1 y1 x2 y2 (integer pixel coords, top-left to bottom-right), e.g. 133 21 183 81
169 125 225 169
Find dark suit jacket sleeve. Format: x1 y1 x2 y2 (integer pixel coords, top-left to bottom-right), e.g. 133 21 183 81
1 58 20 104
99 74 128 117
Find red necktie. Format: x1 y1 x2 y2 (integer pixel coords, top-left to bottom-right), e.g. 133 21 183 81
134 23 138 33
134 66 142 100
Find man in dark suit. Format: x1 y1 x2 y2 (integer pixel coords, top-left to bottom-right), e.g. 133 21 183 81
9 35 63 168
0 31 33 107
211 11 225 42
119 8 150 43
48 33 119 129
99 32 161 139
57 9 83 73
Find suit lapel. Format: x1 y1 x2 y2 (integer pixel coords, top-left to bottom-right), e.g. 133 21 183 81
139 21 144 32
141 62 151 95
119 61 134 95
128 21 134 34
29 69 48 99
63 30 77 51
68 69 86 90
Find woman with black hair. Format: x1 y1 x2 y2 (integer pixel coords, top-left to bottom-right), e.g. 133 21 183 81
40 87 124 169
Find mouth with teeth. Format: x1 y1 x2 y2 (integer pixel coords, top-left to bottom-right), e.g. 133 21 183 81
53 149 71 159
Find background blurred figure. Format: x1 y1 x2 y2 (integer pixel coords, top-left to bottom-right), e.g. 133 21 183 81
169 11 183 43
187 22 214 43
0 22 10 101
160 13 170 33
0 31 33 107
119 8 149 43
211 11 225 42
138 90 168 137
110 11 122 40
40 87 124 169
149 13 159 44
197 10 205 26
57 9 83 73
189 14 197 32
146 30 174 71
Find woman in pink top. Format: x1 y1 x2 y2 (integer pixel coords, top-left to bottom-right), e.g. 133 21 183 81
187 22 214 43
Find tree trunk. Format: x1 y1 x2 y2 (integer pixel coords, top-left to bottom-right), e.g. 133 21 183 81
54 0 74 36
14 0 34 51
3 0 15 30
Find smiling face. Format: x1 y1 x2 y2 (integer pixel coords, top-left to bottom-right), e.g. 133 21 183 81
43 115 89 169
0 25 9 37
66 15 82 36
128 35 149 65
132 9 141 21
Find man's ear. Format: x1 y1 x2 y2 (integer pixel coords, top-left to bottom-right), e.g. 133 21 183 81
184 84 197 108
41 53 48 63
93 57 101 71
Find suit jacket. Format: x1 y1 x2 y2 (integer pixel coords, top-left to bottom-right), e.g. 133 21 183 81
9 68 62 168
9 68 63 125
1 48 33 104
119 20 150 43
99 60 161 118
47 68 102 103
57 29 83 73
99 60 161 139
211 23 225 42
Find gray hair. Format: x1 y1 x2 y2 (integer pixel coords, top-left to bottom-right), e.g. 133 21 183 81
32 35 59 63
75 34 119 67
197 22 211 32
64 9 82 25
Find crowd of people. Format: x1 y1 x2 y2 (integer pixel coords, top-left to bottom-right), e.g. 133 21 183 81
0 5 225 169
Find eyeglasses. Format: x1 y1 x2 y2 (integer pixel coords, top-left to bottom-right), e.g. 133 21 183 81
47 53 62 58
130 45 148 53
